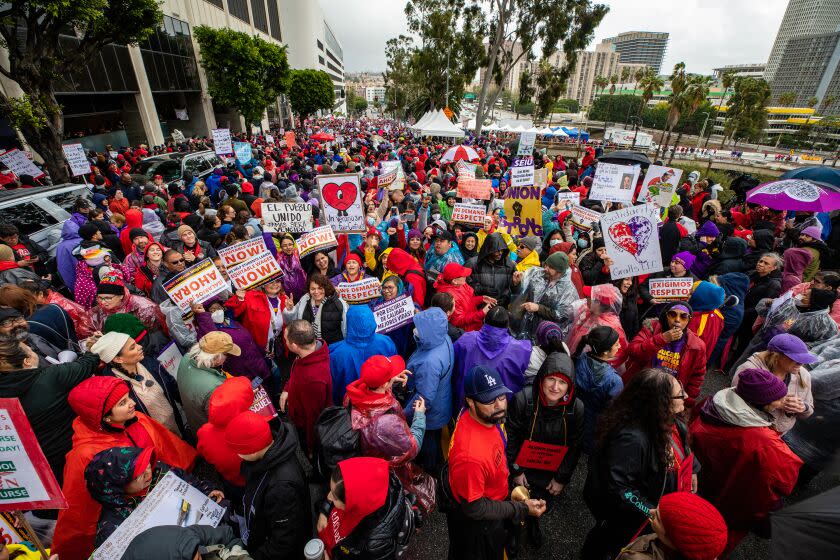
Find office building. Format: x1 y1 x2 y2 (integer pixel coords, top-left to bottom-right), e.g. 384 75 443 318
562 43 621 107
771 29 840 115
365 86 387 105
601 31 669 74
713 106 839 140
763 0 840 83
712 63 767 80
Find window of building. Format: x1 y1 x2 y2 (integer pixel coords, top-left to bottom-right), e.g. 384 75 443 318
139 15 201 92
251 0 268 33
319 56 325 65
205 0 223 7
267 0 282 41
317 40 324 51
228 0 250 23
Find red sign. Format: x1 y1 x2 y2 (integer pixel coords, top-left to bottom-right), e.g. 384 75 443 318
0 399 67 511
284 130 297 148
514 440 568 472
457 178 493 200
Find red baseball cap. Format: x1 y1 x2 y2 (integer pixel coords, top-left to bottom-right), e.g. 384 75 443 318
442 262 472 282
360 355 406 389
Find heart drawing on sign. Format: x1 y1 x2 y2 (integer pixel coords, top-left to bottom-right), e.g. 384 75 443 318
608 215 652 262
322 181 358 217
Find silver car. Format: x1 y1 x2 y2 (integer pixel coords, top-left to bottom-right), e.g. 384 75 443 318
131 150 224 184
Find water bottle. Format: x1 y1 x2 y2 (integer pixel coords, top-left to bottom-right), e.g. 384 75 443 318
304 538 325 560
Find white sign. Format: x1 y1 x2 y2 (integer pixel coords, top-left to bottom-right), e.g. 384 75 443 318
0 407 50 505
517 131 537 156
171 129 186 143
554 191 580 210
589 162 639 203
600 204 663 280
510 158 535 187
337 277 381 303
163 259 230 313
297 225 338 258
265 134 275 144
62 143 91 177
92 472 225 560
234 142 252 165
648 277 694 300
451 202 486 225
639 165 683 207
218 237 283 291
262 202 311 233
212 128 233 155
0 149 43 178
569 204 602 229
157 342 183 379
374 295 415 333
317 173 366 233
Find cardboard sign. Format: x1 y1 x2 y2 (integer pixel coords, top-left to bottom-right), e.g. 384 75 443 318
379 160 405 191
451 202 486 225
171 129 186 143
218 237 283 291
589 162 639 203
337 277 381 303
600 204 664 280
317 173 365 233
0 398 67 510
92 472 225 560
456 160 476 179
0 149 43 179
62 143 91 177
510 156 535 187
514 440 569 471
554 191 580 210
501 185 542 237
157 342 183 379
163 259 230 313
265 134 274 144
457 178 492 200
284 130 297 148
534 167 548 189
212 128 232 155
234 142 252 165
374 295 415 333
297 225 338 258
261 202 311 233
569 204 603 230
648 277 694 300
639 165 683 207
517 131 537 156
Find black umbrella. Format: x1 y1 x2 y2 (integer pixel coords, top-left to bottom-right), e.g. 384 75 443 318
599 150 651 166
771 486 840 560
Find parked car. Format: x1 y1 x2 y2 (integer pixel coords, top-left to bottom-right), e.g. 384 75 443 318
131 150 223 184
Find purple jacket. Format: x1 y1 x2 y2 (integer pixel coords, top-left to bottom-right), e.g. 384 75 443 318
56 220 82 292
452 324 531 417
194 310 270 381
276 251 307 300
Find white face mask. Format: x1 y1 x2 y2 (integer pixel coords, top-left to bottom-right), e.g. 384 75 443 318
549 239 561 247
211 310 225 323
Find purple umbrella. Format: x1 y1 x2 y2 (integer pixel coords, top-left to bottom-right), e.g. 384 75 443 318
746 179 840 212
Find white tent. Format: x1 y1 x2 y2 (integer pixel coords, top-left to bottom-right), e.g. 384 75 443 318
536 127 555 135
524 126 541 134
550 127 569 137
412 109 465 138
411 110 436 130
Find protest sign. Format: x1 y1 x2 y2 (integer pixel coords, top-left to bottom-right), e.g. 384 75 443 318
0 149 43 179
457 178 492 200
337 277 381 303
250 378 277 418
588 162 639 203
374 295 415 333
261 202 311 233
62 143 91 177
510 156 535 187
317 173 365 233
555 191 581 210
212 128 232 155
377 166 399 190
517 131 537 156
600 204 663 280
451 202 486 225
157 342 183 379
171 129 186 143
0 399 67 511
284 130 297 147
1 512 26 544
638 165 683 207
501 185 542 237
218 237 283 291
379 160 405 191
456 160 476 179
534 167 548 189
92 472 225 560
514 440 568 472
265 134 274 144
163 259 230 313
297 225 338 258
234 142 252 165
569 204 603 230
648 277 694 300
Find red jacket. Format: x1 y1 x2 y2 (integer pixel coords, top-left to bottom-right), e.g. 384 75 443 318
196 376 253 486
688 310 725 361
690 414 801 552
286 341 333 453
225 290 287 351
623 321 707 406
384 247 427 307
433 278 485 331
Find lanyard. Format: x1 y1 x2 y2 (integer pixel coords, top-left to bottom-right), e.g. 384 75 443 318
242 471 269 535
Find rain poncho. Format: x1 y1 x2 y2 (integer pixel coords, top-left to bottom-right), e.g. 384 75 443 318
511 266 578 339
566 284 627 357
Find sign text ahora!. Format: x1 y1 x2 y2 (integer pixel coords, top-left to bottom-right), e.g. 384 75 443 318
169 269 221 305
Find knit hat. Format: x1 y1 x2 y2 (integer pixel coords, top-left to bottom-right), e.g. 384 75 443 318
695 220 720 238
79 222 100 241
553 241 575 256
90 331 131 364
177 225 195 238
800 225 822 240
102 381 129 417
519 236 540 252
588 325 619 355
103 313 147 340
129 228 148 242
544 251 569 276
408 228 423 240
366 227 382 239
97 272 125 296
688 281 725 312
224 411 273 455
591 236 605 251
441 262 472 282
0 245 14 262
344 253 363 268
485 305 509 328
535 321 563 347
132 447 156 479
734 368 788 407
671 251 696 270
360 354 406 389
657 492 728 560
81 246 107 266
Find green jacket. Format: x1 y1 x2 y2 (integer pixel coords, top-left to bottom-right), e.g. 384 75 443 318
176 357 226 435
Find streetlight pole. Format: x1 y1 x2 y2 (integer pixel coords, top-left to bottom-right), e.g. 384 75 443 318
444 45 451 111
630 116 642 149
696 111 711 150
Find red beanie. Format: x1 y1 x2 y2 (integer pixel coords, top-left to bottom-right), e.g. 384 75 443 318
360 355 406 389
658 492 727 560
224 411 273 455
103 382 130 416
132 447 156 478
345 253 363 267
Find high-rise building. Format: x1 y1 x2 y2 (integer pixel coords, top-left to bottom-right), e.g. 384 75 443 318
600 31 669 74
712 63 767 80
365 86 387 105
771 30 840 115
763 0 840 83
563 43 620 107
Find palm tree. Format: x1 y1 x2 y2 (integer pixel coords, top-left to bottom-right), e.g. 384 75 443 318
712 72 736 148
668 75 712 163
655 62 688 160
639 69 664 106
778 91 797 107
593 75 608 100
633 67 646 94
609 74 619 95
620 67 631 93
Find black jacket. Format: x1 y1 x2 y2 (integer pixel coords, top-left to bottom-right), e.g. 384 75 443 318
709 236 748 276
122 524 245 560
170 239 218 260
745 269 782 310
240 422 310 560
658 221 682 268
302 293 345 344
465 233 515 307
579 253 610 286
742 229 774 271
506 353 584 488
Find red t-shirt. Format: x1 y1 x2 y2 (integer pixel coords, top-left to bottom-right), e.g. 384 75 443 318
448 411 509 503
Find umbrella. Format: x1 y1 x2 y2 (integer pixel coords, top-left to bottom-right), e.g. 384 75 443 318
780 165 840 188
311 131 335 141
771 486 840 560
440 145 480 163
599 151 651 166
746 179 840 212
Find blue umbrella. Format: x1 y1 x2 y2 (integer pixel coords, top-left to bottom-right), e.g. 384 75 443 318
779 166 840 188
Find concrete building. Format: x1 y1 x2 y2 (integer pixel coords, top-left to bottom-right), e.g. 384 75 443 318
365 86 387 106
770 29 840 115
764 0 840 83
0 0 345 152
564 43 620 107
477 41 531 94
601 31 669 74
712 63 767 80
712 106 840 140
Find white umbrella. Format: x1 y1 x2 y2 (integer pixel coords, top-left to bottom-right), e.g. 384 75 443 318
440 145 481 163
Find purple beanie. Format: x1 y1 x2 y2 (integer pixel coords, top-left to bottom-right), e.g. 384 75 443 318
734 368 788 407
800 225 823 240
671 251 696 270
695 221 720 238
408 228 423 240
535 321 563 347
308 198 320 209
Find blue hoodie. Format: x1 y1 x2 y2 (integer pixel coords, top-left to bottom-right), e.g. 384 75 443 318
710 272 750 364
328 305 397 404
56 220 82 292
405 308 453 430
574 352 622 453
688 281 725 312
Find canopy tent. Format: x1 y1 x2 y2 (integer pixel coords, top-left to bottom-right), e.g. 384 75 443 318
550 127 569 137
561 127 589 141
411 109 465 138
536 127 555 136
411 110 436 130
524 126 541 134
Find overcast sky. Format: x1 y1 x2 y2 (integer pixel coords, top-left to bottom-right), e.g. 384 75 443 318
320 0 789 75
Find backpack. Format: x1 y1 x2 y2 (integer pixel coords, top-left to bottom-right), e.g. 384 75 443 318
677 235 700 254
314 405 360 478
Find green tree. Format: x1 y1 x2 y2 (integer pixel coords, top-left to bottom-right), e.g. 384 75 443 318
553 98 580 113
0 0 162 182
778 91 797 107
588 94 645 122
820 94 837 115
345 88 368 116
620 66 631 93
638 69 663 111
723 76 771 147
667 74 712 163
633 67 646 93
383 38 413 118
609 74 618 95
194 26 290 130
707 71 735 148
287 69 335 120
516 69 534 119
593 75 609 100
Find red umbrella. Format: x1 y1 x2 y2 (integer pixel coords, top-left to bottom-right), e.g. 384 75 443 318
440 145 480 163
311 131 335 141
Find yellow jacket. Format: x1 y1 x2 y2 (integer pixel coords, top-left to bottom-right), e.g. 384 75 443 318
515 249 542 272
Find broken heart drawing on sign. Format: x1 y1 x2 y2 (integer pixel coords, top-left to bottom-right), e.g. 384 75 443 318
322 181 358 216
608 215 653 263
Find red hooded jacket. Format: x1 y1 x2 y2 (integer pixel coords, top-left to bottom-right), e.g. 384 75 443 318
196 376 253 486
119 208 146 256
225 290 288 350
384 248 426 307
433 276 485 331
286 341 333 453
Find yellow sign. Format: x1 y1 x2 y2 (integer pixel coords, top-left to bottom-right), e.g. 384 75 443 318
443 106 454 120
500 185 543 237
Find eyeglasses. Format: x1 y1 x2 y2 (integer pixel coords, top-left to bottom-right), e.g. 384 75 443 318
672 391 687 400
666 310 690 321
96 295 119 302
168 258 185 265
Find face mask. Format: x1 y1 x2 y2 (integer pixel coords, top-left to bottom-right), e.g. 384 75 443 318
432 213 441 221
211 310 225 323
577 238 589 249
549 239 561 247
366 217 376 226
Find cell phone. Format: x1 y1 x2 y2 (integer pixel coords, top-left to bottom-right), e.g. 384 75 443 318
402 213 416 223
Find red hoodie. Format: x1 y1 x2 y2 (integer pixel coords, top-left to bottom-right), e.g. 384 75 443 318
286 341 333 453
384 248 426 307
119 208 146 256
196 376 253 486
433 276 485 331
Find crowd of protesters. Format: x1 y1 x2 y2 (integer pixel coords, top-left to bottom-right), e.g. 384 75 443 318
1 115 839 560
